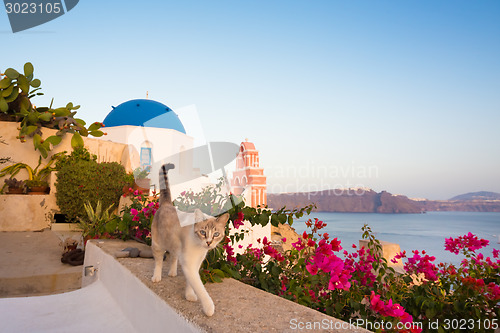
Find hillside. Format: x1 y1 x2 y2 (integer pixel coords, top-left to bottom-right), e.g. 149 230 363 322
414 191 500 212
267 189 423 213
449 191 500 201
267 190 500 213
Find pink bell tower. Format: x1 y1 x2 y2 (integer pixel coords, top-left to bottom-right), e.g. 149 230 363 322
231 139 267 208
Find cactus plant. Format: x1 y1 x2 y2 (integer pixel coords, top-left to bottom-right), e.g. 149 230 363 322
0 62 105 158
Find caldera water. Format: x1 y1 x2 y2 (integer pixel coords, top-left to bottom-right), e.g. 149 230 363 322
293 211 500 266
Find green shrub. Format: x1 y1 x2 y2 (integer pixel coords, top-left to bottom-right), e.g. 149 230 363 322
56 146 97 169
56 153 127 222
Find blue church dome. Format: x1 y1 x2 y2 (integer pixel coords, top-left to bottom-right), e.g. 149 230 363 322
103 99 186 134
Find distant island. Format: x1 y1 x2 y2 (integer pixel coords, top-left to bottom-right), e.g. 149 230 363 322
267 190 500 213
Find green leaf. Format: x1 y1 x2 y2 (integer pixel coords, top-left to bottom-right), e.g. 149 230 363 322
89 131 104 137
2 84 14 97
88 123 101 132
26 113 38 124
5 88 19 103
41 141 51 151
212 269 225 278
45 135 62 146
39 112 52 122
71 132 84 148
74 118 86 126
33 134 42 147
0 97 8 112
4 68 19 79
38 146 48 159
0 77 11 89
78 127 89 137
17 75 29 93
52 107 70 117
270 215 279 227
30 79 41 88
26 126 38 135
23 63 34 77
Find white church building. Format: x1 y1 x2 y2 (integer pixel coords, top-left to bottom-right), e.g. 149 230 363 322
101 99 207 198
99 98 270 252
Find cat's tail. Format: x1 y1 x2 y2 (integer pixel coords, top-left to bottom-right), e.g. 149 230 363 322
159 163 175 205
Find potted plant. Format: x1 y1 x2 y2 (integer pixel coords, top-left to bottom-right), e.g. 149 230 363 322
0 152 64 195
3 178 25 194
132 166 151 193
25 179 49 194
122 172 135 195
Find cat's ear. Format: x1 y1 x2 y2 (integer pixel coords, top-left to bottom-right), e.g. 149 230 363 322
194 209 206 223
216 213 230 225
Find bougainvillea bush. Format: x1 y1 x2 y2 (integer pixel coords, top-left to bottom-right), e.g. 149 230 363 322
224 217 500 333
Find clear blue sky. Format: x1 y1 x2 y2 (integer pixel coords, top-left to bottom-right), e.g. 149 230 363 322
2 1 499 200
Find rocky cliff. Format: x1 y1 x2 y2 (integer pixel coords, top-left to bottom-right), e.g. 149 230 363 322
267 190 500 213
414 200 500 212
267 189 423 213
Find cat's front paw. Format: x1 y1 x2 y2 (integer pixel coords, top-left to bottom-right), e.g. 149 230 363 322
185 290 198 302
201 299 215 317
151 273 162 283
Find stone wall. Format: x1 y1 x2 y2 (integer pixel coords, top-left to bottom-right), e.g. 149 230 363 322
0 121 130 231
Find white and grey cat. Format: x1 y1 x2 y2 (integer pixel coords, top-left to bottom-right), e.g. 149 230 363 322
151 163 229 317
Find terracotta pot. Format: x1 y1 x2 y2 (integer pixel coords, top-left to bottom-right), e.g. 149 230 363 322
134 178 150 194
28 186 49 194
7 187 24 194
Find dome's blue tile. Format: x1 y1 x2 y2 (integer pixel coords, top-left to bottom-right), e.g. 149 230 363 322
103 99 186 134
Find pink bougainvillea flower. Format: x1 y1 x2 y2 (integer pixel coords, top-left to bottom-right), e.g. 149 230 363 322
232 218 244 229
445 232 489 254
314 218 326 230
330 237 342 252
306 262 318 275
292 239 305 251
486 282 500 301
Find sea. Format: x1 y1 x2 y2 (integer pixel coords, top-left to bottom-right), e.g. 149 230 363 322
292 211 500 266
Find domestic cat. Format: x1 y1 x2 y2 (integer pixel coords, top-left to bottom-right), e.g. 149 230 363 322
151 163 229 317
